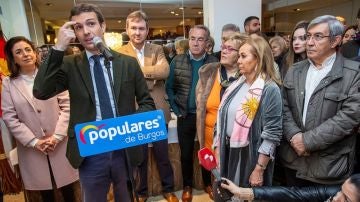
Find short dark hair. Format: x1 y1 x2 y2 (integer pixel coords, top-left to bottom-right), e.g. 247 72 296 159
69 3 105 24
244 16 259 28
4 36 37 78
222 23 240 33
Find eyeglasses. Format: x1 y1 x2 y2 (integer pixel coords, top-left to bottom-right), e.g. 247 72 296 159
221 45 238 53
306 33 330 41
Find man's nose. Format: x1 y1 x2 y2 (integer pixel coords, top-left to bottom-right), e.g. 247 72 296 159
83 26 90 34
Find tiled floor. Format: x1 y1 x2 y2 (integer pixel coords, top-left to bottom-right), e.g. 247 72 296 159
4 189 212 202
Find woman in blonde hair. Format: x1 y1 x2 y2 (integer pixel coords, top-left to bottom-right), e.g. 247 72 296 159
269 36 288 79
196 33 248 199
213 36 282 188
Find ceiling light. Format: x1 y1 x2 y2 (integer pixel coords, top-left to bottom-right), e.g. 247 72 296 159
198 11 203 15
179 7 184 10
175 13 179 16
117 20 121 23
171 11 175 14
293 8 301 11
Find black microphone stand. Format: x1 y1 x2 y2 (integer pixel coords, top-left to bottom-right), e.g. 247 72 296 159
104 57 139 202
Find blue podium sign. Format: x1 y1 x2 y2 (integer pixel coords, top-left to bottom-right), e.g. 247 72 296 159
75 110 167 157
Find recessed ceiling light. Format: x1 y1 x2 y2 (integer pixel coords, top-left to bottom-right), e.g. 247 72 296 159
171 11 175 14
175 13 179 16
293 8 301 11
117 20 121 23
179 7 184 10
198 11 203 15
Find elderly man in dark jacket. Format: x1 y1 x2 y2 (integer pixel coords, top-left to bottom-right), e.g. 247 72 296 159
279 15 360 186
166 25 218 201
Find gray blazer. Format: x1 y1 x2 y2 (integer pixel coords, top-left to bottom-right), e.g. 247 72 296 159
279 53 360 184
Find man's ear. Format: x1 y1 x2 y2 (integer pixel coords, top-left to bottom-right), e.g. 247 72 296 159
330 35 342 48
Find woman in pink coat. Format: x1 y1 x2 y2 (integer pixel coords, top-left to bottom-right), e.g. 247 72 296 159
2 36 79 201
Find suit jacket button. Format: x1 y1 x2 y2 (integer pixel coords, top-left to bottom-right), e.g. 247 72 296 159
37 109 41 113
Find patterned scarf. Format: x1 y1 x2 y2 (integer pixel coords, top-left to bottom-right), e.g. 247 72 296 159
218 74 264 148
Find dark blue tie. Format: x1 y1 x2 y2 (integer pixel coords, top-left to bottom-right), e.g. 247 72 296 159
92 55 114 119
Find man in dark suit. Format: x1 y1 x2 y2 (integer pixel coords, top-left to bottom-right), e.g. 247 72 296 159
33 3 155 202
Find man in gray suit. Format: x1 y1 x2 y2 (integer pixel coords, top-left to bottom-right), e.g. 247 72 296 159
280 15 360 186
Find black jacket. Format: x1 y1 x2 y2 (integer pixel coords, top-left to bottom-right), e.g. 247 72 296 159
254 186 339 202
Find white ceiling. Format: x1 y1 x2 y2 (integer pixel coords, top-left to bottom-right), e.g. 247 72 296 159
28 0 354 31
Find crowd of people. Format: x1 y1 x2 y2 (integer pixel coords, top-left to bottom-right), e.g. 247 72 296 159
0 2 360 202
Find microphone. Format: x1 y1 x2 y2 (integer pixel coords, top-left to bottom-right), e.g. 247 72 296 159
198 147 221 181
198 148 233 201
92 36 114 61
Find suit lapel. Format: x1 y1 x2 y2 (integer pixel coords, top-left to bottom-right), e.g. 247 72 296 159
76 52 96 105
12 78 37 111
124 44 137 58
111 50 122 104
144 43 152 66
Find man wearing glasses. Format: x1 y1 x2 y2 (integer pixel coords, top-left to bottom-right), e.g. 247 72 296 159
165 25 218 201
280 15 360 187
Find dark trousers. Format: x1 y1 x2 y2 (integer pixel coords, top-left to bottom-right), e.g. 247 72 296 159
137 139 175 196
177 113 197 187
201 167 212 187
40 156 75 202
79 150 131 202
40 183 75 202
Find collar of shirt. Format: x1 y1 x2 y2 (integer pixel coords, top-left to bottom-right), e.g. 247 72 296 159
188 50 206 61
130 42 145 54
85 50 100 61
308 52 336 70
130 42 145 66
20 68 38 82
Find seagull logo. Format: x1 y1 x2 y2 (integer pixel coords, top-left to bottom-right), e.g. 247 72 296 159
204 154 214 162
79 124 106 144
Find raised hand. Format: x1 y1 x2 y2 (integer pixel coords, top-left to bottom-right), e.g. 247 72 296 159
55 21 77 51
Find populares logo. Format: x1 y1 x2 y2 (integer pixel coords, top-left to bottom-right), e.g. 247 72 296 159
79 124 106 144
79 119 160 145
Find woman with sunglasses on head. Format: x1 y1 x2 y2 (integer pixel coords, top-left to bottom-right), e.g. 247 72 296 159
2 36 79 202
220 173 360 202
282 21 309 79
196 33 248 199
